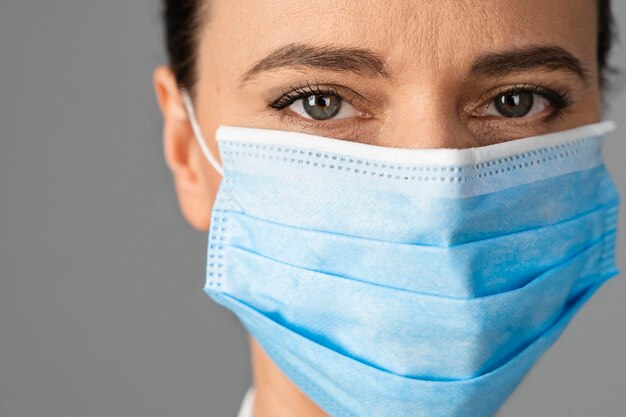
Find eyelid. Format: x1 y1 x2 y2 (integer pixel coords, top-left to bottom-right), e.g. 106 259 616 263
468 82 570 116
268 81 372 111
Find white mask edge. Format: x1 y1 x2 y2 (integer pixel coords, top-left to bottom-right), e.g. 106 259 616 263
214 120 616 167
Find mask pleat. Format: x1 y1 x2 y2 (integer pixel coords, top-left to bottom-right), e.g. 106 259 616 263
215 199 617 297
210 237 615 381
225 164 616 246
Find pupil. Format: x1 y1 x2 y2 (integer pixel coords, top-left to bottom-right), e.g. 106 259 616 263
494 92 534 118
504 94 520 107
303 94 342 120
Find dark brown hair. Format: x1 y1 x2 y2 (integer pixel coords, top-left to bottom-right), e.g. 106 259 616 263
162 1 619 94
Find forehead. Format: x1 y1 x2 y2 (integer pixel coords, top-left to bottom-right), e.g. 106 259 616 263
204 0 597 81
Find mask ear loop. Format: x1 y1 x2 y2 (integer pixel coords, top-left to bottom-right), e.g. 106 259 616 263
181 90 224 176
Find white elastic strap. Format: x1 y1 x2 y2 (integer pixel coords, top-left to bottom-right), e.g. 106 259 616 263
181 90 224 176
236 386 255 417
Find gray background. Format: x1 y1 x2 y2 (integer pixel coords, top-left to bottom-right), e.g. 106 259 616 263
0 1 625 416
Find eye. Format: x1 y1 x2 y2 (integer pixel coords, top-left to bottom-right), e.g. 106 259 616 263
484 91 547 118
289 94 360 121
269 83 363 122
479 86 568 119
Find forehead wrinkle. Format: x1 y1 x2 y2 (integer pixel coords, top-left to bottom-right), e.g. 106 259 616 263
208 0 598 94
384 0 593 84
384 2 510 78
384 5 467 81
233 1 404 82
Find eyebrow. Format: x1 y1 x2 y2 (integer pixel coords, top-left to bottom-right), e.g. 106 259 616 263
239 43 590 87
238 43 391 86
469 45 590 83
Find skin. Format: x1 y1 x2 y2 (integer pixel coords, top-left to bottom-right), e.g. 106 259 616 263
153 1 602 415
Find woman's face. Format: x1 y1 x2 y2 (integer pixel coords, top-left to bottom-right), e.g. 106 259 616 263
154 0 602 230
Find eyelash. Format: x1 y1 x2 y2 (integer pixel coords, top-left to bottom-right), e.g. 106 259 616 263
269 81 358 110
268 81 571 120
485 82 570 121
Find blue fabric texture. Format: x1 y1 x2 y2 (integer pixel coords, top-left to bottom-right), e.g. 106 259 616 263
203 124 620 417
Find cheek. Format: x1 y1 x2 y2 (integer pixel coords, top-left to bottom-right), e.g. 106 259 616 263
571 87 602 124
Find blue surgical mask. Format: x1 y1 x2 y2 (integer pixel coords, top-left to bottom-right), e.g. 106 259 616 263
183 92 620 417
